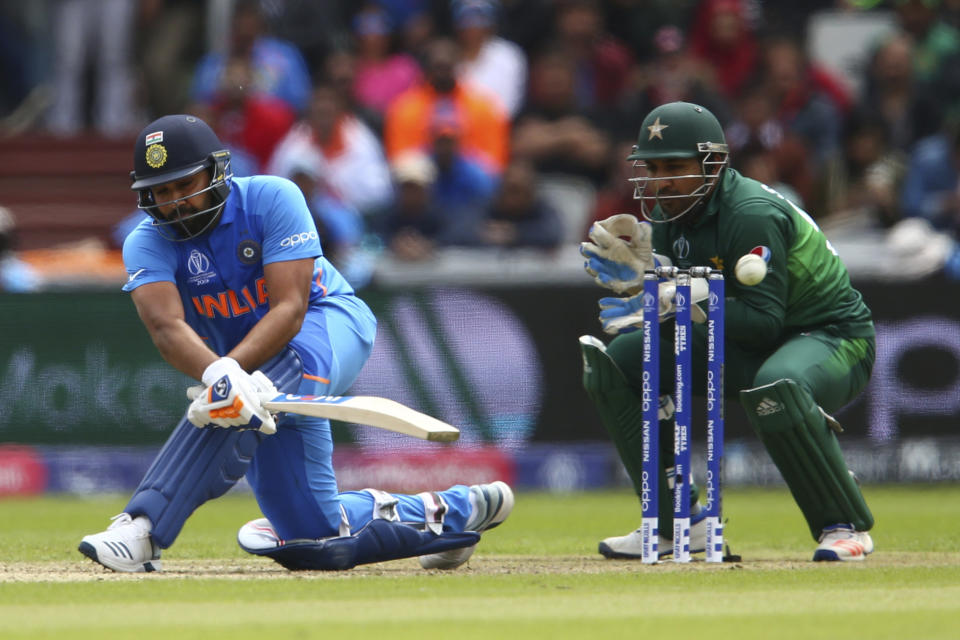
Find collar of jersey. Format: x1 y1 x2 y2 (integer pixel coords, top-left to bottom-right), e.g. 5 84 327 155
688 168 734 230
217 189 239 227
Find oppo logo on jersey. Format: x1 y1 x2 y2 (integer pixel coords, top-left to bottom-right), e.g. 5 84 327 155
191 277 268 319
281 231 319 247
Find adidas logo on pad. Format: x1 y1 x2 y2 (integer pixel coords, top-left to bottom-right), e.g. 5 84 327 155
755 398 782 416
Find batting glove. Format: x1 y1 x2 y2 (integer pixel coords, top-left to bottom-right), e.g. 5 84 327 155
187 357 278 434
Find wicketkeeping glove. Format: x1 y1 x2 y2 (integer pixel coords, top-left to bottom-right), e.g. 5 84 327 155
580 214 654 295
598 294 646 335
597 277 711 335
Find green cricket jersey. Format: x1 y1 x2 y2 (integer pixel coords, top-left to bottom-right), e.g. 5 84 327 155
651 169 874 349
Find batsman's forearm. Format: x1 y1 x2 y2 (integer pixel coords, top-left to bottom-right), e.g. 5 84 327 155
228 301 305 372
149 319 219 380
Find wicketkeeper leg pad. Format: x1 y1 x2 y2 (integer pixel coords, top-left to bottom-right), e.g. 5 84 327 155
239 519 481 571
580 336 696 528
740 378 874 539
125 348 305 548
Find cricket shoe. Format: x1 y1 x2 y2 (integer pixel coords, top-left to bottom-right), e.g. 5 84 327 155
237 517 284 552
813 524 873 562
598 510 707 559
419 481 514 570
78 513 161 572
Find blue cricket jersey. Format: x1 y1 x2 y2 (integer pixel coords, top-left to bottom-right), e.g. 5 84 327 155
121 176 373 378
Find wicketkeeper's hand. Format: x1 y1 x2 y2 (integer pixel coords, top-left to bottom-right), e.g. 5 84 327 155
580 214 655 295
598 294 646 335
187 357 278 434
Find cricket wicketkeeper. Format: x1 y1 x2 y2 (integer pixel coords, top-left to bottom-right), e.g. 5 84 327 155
78 114 513 572
579 101 876 561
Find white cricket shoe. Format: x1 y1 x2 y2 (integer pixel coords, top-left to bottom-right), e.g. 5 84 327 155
419 481 514 570
813 524 873 562
598 513 707 559
237 517 283 552
78 513 161 572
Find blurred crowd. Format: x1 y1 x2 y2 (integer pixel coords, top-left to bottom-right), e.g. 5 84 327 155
4 0 960 289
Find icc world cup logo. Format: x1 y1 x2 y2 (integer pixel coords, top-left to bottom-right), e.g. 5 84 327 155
187 250 211 276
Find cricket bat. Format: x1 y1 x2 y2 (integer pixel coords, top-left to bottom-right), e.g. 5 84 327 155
259 393 460 442
185 385 460 442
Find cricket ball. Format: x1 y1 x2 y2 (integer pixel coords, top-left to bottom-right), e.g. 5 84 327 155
735 253 768 286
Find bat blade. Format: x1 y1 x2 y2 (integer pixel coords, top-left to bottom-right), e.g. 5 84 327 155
259 393 460 442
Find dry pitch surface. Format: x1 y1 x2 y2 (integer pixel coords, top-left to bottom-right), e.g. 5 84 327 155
2 488 960 640
3 551 960 582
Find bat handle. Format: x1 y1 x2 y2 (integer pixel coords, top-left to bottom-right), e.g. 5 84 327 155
186 387 282 404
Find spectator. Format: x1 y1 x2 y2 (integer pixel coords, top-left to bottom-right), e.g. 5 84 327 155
899 125 960 229
286 160 365 275
496 0 555 56
895 0 960 84
602 0 698 61
612 24 731 142
688 0 759 101
0 3 47 131
475 159 564 249
452 0 528 119
267 82 393 217
46 0 138 136
551 0 633 110
257 0 345 74
384 37 510 174
136 0 205 120
512 45 612 241
759 36 848 165
736 143 806 208
725 81 815 208
857 31 941 153
512 46 611 184
380 1 439 64
429 105 499 240
821 110 906 231
350 3 423 128
588 141 643 238
190 56 296 172
190 0 311 116
375 152 447 262
0 206 41 292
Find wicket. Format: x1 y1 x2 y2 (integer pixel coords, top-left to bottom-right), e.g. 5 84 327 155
640 267 725 564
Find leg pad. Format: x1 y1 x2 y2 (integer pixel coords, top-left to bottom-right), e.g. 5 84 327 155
240 519 481 571
740 378 873 539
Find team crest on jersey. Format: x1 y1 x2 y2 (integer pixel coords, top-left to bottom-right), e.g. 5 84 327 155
186 249 217 286
146 143 168 169
237 239 261 265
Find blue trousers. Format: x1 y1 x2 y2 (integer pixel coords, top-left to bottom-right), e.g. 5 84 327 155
127 298 472 547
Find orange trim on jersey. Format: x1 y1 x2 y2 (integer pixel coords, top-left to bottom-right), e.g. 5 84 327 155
303 373 331 384
315 268 327 296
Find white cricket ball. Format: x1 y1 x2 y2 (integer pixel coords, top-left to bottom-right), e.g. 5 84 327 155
735 253 768 286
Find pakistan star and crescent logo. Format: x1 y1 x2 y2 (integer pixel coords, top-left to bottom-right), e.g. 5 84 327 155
647 117 669 140
710 256 724 270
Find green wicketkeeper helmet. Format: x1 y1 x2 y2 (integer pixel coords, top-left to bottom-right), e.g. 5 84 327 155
627 102 729 223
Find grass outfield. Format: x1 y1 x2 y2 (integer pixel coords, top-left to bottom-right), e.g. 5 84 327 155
1 485 959 639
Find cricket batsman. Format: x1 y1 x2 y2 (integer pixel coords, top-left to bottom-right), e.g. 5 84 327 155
579 102 875 561
78 114 513 572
